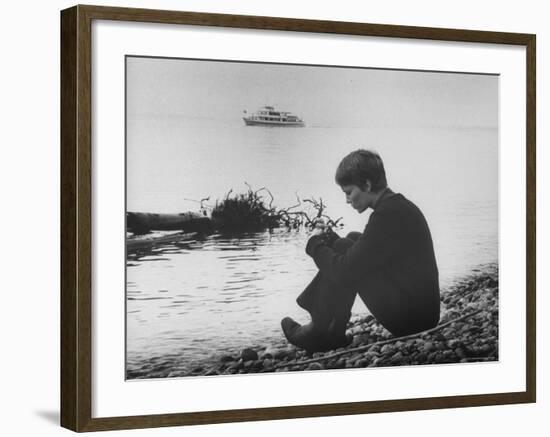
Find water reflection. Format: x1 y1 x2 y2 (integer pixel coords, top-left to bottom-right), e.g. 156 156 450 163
126 228 317 374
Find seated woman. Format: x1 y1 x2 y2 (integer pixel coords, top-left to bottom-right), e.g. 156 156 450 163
281 149 440 353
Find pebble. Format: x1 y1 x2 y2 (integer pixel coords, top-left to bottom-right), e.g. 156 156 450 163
363 315 375 324
352 334 371 346
227 362 242 371
442 328 455 338
285 350 297 360
455 348 467 359
423 342 435 353
415 352 428 362
369 344 381 354
446 339 462 349
468 326 482 335
479 344 492 355
391 352 404 364
441 350 455 362
241 348 258 361
220 355 236 363
364 351 379 360
273 348 293 360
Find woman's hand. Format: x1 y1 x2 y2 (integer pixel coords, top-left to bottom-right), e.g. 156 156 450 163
312 219 327 236
312 227 325 237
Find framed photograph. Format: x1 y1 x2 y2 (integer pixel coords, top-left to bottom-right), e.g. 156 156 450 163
60 5 536 432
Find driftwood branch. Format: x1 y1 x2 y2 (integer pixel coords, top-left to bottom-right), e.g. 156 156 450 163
265 188 275 209
225 189 233 200
183 197 213 216
274 309 484 369
184 196 211 205
285 192 302 211
187 184 345 231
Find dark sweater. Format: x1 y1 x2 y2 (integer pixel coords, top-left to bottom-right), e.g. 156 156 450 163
306 193 440 336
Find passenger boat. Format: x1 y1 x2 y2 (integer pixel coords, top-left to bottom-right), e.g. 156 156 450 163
243 106 305 127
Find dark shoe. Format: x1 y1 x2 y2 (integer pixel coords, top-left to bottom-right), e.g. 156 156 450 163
281 316 301 340
281 317 323 353
281 317 347 353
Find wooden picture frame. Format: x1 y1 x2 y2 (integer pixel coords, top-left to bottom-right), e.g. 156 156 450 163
61 4 536 432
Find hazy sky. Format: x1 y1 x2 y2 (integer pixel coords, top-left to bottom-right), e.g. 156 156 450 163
126 56 498 129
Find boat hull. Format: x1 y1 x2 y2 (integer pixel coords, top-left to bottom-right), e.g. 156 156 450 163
243 118 304 127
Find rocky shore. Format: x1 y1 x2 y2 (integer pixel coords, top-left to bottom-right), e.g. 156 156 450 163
127 264 498 379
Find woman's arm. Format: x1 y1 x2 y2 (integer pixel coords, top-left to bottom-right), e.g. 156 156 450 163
306 209 398 287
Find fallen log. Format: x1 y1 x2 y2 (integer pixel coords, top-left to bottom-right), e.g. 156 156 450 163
126 211 213 235
126 231 198 252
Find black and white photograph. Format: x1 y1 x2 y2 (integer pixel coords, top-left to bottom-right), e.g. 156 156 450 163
125 56 499 380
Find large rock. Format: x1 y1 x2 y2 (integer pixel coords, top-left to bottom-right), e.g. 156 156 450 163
306 363 324 371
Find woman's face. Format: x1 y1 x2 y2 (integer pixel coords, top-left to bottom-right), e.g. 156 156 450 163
340 183 373 213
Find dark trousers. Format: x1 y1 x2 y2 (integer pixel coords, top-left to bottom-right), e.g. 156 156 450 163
296 232 361 336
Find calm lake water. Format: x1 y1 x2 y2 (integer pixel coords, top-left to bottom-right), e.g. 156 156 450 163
126 115 498 375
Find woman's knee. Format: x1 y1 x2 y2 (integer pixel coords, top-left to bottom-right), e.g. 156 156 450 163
346 231 362 241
